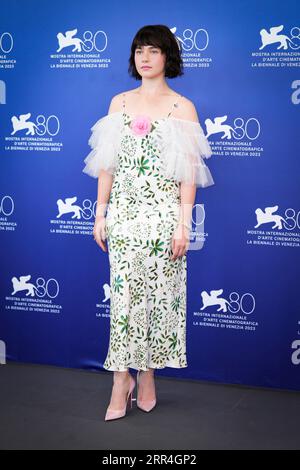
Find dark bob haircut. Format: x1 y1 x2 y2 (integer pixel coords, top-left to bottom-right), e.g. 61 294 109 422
128 25 184 80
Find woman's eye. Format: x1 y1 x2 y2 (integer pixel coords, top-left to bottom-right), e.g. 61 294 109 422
136 49 159 54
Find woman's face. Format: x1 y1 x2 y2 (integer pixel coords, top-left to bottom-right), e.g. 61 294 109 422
134 44 166 78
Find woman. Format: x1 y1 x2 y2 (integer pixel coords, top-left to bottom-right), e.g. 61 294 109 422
83 25 215 421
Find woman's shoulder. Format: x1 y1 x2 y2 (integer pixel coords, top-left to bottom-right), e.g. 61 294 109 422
99 90 131 119
107 89 200 123
162 94 208 138
175 94 200 123
108 89 137 113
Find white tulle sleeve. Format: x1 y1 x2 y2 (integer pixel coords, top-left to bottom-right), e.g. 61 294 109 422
158 118 215 188
82 112 122 178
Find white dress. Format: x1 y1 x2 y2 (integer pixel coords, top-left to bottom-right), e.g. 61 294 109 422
83 99 214 371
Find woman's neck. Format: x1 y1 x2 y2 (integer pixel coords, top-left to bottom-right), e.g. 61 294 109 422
136 81 172 97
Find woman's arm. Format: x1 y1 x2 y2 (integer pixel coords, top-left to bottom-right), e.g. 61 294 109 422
178 182 196 229
171 99 199 260
93 94 121 250
177 96 199 228
171 183 196 261
93 171 114 252
95 170 113 218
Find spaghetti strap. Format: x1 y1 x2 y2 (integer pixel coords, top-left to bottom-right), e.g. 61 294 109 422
167 93 183 118
122 92 126 115
121 91 183 119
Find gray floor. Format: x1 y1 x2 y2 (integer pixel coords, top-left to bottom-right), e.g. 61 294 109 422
0 361 299 450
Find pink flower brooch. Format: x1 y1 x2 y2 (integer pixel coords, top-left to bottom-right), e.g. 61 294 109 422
129 115 152 137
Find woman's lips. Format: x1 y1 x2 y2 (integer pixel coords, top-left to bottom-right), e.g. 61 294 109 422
141 66 151 69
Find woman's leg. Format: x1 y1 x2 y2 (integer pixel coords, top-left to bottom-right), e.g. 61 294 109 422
107 370 132 410
137 368 156 402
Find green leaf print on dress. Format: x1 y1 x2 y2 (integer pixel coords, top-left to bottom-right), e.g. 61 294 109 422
83 108 215 371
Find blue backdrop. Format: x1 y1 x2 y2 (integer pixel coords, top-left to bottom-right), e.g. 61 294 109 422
1 0 300 391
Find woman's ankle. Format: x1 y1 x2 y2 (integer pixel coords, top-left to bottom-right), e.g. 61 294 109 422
113 370 130 383
140 368 155 376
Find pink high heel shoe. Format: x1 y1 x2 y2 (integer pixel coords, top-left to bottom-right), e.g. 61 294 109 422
105 374 136 421
136 370 157 413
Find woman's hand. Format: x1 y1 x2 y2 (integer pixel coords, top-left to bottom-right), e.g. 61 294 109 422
171 223 190 260
93 215 107 252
